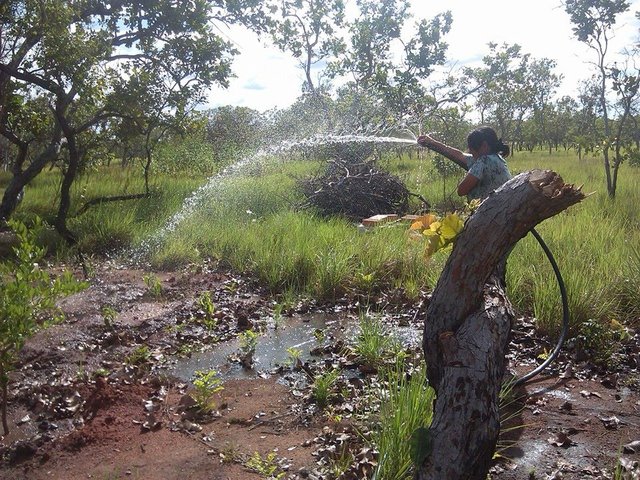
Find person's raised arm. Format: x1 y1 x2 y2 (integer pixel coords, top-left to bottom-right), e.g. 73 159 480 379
417 134 468 170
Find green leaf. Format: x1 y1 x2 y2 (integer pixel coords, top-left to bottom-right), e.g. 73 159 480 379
410 427 432 467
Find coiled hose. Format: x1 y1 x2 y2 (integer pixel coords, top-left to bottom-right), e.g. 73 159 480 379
514 227 569 386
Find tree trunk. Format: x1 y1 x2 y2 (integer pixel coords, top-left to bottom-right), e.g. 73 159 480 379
55 134 79 245
0 128 63 221
1 364 8 435
417 170 584 480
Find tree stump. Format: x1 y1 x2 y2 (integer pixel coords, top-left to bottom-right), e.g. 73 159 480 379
418 170 585 480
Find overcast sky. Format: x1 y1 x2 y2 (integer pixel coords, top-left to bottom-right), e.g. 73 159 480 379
206 0 640 112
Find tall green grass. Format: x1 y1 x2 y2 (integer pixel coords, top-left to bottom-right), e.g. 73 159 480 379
4 147 640 336
1 165 205 256
372 365 434 480
503 151 640 333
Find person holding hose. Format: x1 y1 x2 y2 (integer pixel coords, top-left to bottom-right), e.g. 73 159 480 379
417 126 511 200
419 126 571 387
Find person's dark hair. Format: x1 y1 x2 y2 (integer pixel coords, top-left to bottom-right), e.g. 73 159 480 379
467 126 510 158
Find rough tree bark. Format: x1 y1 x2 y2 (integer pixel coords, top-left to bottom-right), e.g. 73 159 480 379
417 170 585 480
0 127 63 222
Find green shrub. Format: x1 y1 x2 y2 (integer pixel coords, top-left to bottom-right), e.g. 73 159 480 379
191 369 224 413
354 313 400 368
143 273 163 298
0 218 87 434
154 136 218 176
311 368 341 409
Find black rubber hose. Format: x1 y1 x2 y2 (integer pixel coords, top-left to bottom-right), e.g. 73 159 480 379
423 147 569 384
513 227 570 385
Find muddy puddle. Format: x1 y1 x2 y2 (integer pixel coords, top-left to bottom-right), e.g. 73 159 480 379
162 312 422 382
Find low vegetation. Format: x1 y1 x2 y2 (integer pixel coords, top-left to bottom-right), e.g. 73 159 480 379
0 218 86 434
3 148 640 349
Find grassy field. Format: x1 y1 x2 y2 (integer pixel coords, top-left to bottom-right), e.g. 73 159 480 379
2 146 639 338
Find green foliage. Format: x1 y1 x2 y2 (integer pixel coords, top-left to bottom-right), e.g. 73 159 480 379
191 369 224 413
238 330 259 368
330 0 451 116
272 302 284 330
205 106 264 166
101 305 118 329
627 148 640 168
196 291 217 330
245 451 285 479
0 0 276 230
372 365 435 480
354 314 400 368
285 346 302 368
272 0 345 93
0 218 86 434
311 368 341 409
466 43 561 143
239 329 259 353
431 154 460 178
313 328 326 343
150 241 201 270
125 345 151 366
154 136 218 176
10 148 640 345
495 377 526 458
326 446 355 479
410 212 465 258
143 274 163 298
614 245 640 322
563 0 634 197
564 0 630 43
576 319 625 366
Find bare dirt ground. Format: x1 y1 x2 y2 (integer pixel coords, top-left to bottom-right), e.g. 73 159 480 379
1 261 639 480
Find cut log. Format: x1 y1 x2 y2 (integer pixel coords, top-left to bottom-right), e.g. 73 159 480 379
417 170 585 480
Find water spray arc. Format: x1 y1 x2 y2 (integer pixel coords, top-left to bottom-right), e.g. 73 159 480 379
136 134 417 257
138 133 568 385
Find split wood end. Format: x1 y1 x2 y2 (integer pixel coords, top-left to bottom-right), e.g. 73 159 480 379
528 169 586 202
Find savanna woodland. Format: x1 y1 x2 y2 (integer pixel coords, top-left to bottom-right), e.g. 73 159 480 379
1 0 640 479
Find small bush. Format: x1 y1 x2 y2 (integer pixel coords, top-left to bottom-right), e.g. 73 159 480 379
354 314 400 368
191 369 224 413
312 368 341 409
373 366 434 480
0 218 87 434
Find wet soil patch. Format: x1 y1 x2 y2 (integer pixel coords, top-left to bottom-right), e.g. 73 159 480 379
0 261 638 480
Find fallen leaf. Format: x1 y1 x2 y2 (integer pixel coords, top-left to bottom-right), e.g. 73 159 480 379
623 440 640 454
17 415 31 425
141 413 161 431
598 415 621 429
548 432 575 448
580 390 602 398
580 465 601 475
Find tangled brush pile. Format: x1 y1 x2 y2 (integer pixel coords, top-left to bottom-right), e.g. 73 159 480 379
300 157 412 221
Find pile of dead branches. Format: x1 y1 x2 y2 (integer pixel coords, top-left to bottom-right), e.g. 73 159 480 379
300 158 412 221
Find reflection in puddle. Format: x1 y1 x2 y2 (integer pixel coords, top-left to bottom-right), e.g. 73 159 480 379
529 387 573 401
165 313 351 381
164 312 421 382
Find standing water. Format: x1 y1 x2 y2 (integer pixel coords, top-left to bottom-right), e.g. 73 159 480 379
162 312 423 382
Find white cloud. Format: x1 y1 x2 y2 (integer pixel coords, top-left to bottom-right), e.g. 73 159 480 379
205 0 640 112
205 26 304 111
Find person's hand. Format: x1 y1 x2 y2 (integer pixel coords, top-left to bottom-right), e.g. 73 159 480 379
417 134 432 147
